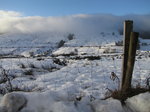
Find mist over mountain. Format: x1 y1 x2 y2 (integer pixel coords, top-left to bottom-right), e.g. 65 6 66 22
0 10 150 38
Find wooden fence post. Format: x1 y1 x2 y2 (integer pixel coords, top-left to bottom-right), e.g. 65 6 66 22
121 20 133 89
123 32 139 91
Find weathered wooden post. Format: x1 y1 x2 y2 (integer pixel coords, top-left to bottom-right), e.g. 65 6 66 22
121 20 133 89
123 32 139 91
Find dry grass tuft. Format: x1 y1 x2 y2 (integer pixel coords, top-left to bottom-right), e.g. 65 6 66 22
104 87 150 104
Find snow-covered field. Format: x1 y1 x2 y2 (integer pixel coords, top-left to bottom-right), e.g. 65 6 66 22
0 10 150 111
0 30 150 112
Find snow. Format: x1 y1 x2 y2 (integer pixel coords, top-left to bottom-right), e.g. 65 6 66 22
0 91 149 112
126 92 150 112
92 98 124 112
0 14 150 111
0 54 149 111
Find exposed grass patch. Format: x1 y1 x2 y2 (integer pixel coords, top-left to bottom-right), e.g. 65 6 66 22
41 65 60 72
29 63 36 68
19 63 26 69
53 58 67 66
24 70 34 76
103 73 150 104
104 87 150 104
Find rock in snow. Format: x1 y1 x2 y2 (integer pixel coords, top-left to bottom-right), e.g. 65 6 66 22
0 93 27 112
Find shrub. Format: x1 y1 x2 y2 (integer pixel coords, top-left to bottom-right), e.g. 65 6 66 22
24 70 33 76
19 63 26 69
53 58 67 66
57 40 65 48
29 63 36 68
67 33 74 40
112 32 115 35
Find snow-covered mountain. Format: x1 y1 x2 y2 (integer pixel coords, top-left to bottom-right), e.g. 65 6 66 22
0 12 150 55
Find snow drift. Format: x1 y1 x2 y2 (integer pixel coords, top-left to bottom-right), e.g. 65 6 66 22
0 91 149 112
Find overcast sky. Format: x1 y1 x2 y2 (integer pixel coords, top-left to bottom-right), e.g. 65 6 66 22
0 0 150 16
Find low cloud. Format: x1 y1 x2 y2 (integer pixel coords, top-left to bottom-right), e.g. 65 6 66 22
0 10 150 37
0 10 22 17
